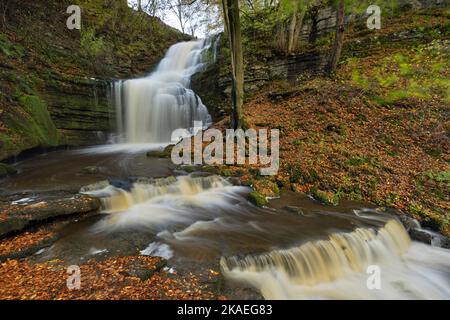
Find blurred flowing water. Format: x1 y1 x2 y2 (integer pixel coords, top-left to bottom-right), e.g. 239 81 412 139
72 174 448 300
112 39 212 143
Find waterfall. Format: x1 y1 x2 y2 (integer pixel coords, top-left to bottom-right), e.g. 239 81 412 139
80 175 231 213
80 175 248 230
220 220 450 299
112 39 213 144
79 174 450 299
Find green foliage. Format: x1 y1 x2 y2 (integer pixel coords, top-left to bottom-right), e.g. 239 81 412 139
240 0 315 56
0 163 18 178
0 34 25 58
248 191 268 207
425 170 450 185
278 0 307 18
240 6 280 56
351 69 369 89
80 27 107 57
349 40 450 104
311 187 340 206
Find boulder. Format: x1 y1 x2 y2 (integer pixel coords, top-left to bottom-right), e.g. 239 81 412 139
125 258 167 281
0 163 18 178
248 191 268 207
409 228 450 249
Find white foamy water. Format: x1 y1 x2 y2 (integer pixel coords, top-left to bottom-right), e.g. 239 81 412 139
81 175 248 230
79 174 450 299
221 220 450 299
73 143 168 155
113 39 212 143
140 242 174 260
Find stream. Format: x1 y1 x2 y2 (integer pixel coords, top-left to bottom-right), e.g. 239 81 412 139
1 38 449 300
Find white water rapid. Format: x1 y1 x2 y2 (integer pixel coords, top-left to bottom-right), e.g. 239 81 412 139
80 175 450 300
221 220 450 299
112 39 213 144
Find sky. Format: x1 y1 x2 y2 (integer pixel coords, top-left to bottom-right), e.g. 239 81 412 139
127 0 215 38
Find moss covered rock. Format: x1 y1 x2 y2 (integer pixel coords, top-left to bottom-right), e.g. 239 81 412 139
81 166 100 174
248 191 268 207
253 179 280 198
0 163 18 178
146 145 174 158
310 188 340 206
219 167 232 177
0 94 60 160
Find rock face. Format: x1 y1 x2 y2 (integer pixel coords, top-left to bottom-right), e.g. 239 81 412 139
41 77 113 147
409 228 450 249
191 7 335 119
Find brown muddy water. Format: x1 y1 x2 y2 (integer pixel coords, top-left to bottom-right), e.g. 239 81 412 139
1 146 449 299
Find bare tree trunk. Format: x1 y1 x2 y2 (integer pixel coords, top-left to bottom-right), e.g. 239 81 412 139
275 22 286 53
326 0 345 75
279 4 306 55
287 7 298 54
223 0 244 129
148 0 157 16
176 1 185 34
221 0 230 34
308 5 319 44
289 8 306 54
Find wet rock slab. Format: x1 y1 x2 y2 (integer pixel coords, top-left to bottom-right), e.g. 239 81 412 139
125 258 168 281
398 214 450 249
0 194 101 237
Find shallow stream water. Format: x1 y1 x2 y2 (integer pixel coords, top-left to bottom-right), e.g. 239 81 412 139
1 146 449 300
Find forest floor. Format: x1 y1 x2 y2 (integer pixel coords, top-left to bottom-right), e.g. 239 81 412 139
0 256 223 300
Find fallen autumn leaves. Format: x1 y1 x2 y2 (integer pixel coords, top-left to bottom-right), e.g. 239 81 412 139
0 256 225 300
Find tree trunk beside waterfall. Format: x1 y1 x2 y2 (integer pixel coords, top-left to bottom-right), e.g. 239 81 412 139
308 5 320 44
222 0 244 129
326 0 345 75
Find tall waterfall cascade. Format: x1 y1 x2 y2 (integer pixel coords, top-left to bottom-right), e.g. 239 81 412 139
112 38 216 143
